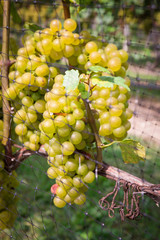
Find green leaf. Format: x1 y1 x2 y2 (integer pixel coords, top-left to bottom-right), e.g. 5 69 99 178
11 2 22 24
99 76 114 82
63 69 80 91
92 77 114 88
119 139 145 164
99 76 130 91
89 66 110 73
114 76 130 91
78 83 90 99
78 82 85 92
81 91 90 99
24 22 43 32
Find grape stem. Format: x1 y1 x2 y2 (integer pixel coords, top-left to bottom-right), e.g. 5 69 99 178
1 0 13 167
83 99 103 169
62 0 70 19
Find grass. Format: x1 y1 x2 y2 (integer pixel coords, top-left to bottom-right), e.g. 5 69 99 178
1 144 160 240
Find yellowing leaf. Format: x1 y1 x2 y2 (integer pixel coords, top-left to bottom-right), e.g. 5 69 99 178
63 69 80 92
119 139 145 164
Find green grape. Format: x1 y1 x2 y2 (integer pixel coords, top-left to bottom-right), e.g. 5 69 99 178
110 105 122 117
76 163 88 176
64 18 77 32
119 49 128 63
85 41 98 54
35 76 47 87
65 159 78 172
85 160 96 171
75 140 86 150
74 193 86 205
22 96 33 107
70 131 82 145
77 54 88 65
35 64 49 77
34 100 46 113
63 44 75 58
89 51 101 64
99 123 112 136
56 186 67 198
47 100 62 113
117 93 127 103
40 119 56 134
123 120 131 131
104 43 117 55
61 142 75 156
107 57 121 72
53 196 66 208
54 115 67 127
68 187 79 198
26 112 37 123
57 176 73 190
73 175 84 188
50 19 62 32
57 125 71 137
52 38 65 52
15 123 27 136
72 33 80 46
73 120 85 132
55 155 68 165
65 114 76 126
47 167 58 179
13 109 26 124
113 126 126 138
61 30 74 45
99 111 110 124
64 194 73 203
110 116 122 128
83 171 95 184
21 72 35 85
126 108 133 119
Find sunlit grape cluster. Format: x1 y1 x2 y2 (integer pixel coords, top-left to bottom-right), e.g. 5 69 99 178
5 18 133 208
89 76 132 141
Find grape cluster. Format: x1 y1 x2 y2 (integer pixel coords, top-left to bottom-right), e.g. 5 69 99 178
90 76 132 141
5 18 133 208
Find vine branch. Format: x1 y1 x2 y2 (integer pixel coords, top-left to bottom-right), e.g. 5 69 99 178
7 147 160 209
62 0 70 19
84 100 103 169
1 0 12 167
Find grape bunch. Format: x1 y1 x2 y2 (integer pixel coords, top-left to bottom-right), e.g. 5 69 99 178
4 18 133 208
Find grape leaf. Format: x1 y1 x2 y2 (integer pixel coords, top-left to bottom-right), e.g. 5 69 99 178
78 83 89 99
114 76 130 91
63 69 80 91
119 139 145 164
81 91 90 99
92 77 114 88
78 82 85 92
89 66 110 73
99 76 130 91
24 22 43 32
99 76 114 82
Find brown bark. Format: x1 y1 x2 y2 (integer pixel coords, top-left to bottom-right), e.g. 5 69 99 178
62 0 70 19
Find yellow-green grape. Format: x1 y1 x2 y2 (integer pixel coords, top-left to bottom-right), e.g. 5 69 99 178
53 196 66 208
64 18 77 32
